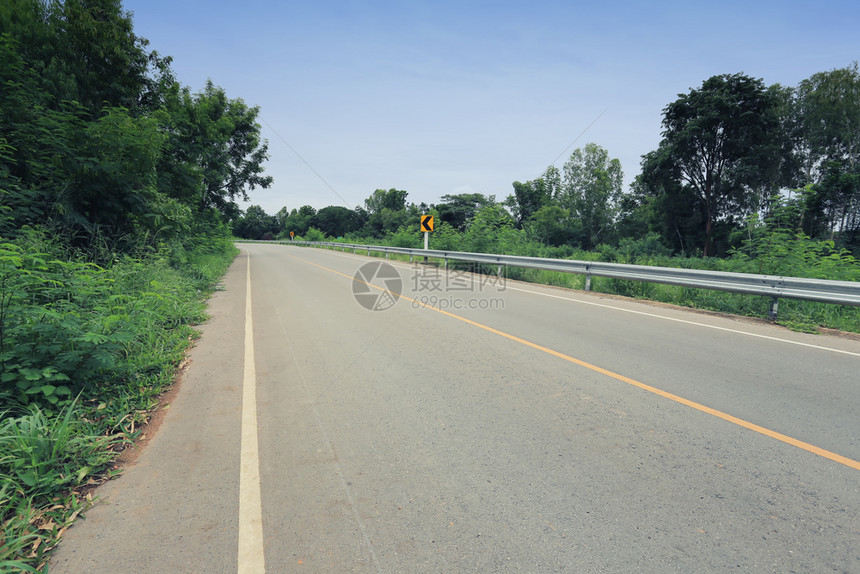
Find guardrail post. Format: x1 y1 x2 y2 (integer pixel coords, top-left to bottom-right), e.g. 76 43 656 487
386 252 390 259
285 242 860 315
768 297 779 321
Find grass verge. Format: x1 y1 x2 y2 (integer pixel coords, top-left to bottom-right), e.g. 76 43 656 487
304 242 859 333
0 234 238 572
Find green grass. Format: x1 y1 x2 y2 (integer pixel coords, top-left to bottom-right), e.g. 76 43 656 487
299 240 860 333
0 232 238 572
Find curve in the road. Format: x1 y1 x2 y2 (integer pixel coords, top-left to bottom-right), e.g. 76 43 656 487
285 251 860 472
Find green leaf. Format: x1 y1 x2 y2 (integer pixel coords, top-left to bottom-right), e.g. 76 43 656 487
81 332 109 345
18 470 38 487
76 466 91 483
19 368 43 381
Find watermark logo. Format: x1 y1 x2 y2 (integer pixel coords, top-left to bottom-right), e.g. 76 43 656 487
352 261 402 311
410 263 506 311
352 261 506 312
411 263 506 293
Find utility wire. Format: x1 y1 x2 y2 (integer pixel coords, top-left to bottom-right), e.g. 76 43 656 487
262 109 606 209
260 118 354 209
548 109 607 166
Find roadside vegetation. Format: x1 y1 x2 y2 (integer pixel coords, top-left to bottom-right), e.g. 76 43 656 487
234 67 860 333
2 0 858 568
1 2 262 570
0 232 236 571
301 205 860 334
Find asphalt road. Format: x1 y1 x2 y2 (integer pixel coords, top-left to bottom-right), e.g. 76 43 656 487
52 243 860 573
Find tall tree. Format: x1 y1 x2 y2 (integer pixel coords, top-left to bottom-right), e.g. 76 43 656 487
364 188 408 213
48 0 153 113
281 206 316 236
0 0 154 116
158 81 273 215
559 143 623 249
506 166 561 227
632 149 706 255
527 204 576 246
643 73 783 256
311 205 363 237
232 205 277 240
794 63 860 246
436 193 493 231
0 1 174 242
796 63 860 172
361 189 409 237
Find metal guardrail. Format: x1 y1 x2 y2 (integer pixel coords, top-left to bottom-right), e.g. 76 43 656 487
274 240 860 319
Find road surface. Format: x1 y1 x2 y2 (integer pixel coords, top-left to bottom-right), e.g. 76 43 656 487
52 243 860 573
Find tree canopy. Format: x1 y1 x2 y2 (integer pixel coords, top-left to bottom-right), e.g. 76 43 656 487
224 64 858 258
0 0 272 249
640 73 783 256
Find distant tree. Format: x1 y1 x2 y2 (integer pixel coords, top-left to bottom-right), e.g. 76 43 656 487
364 188 408 213
311 206 363 237
361 189 410 237
632 151 706 256
281 205 316 236
274 206 290 233
796 63 860 173
506 166 560 227
436 193 493 231
463 204 516 253
642 74 783 256
232 205 276 239
794 63 860 247
558 143 623 249
364 208 409 238
527 204 576 246
353 205 370 229
805 161 860 246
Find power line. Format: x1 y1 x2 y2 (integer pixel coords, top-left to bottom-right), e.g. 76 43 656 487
548 109 607 166
260 118 354 209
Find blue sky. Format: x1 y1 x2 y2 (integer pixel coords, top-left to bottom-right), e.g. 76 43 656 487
124 0 859 215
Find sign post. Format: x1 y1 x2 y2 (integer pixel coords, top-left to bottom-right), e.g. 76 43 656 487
289 231 295 241
420 215 434 262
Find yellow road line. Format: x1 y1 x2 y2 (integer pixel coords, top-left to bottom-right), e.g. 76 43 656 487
288 251 860 472
238 250 266 573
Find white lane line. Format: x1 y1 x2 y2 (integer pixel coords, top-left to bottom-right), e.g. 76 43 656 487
285 247 860 357
503 285 860 358
238 251 266 573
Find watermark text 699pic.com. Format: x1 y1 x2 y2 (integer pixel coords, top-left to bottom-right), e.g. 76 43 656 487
410 263 506 311
411 295 505 311
351 261 507 312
